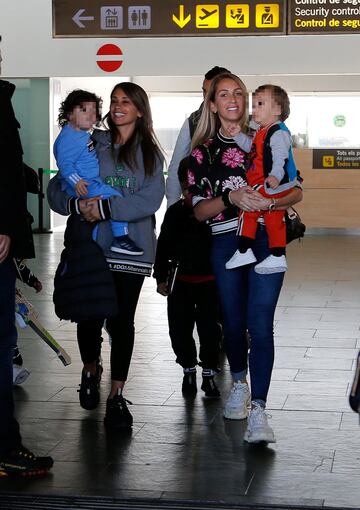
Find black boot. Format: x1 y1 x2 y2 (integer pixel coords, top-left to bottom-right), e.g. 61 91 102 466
78 359 103 410
182 368 197 395
201 369 220 398
104 390 133 429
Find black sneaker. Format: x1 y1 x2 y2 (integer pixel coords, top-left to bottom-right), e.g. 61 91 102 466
104 393 133 429
182 371 197 395
201 376 220 398
78 361 103 410
110 235 144 256
0 445 53 477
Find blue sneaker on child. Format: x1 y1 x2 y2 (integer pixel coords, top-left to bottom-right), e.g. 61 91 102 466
110 235 144 256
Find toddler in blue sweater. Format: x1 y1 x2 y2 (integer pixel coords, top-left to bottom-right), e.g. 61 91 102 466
54 89 142 255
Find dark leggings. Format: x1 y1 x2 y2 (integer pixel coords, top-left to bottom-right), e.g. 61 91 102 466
77 271 145 381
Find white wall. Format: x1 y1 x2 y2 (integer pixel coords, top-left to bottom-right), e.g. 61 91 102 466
1 1 360 92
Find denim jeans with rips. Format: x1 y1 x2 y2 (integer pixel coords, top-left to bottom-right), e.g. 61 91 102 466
211 225 284 403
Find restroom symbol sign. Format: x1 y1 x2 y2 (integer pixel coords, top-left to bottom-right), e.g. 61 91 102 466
101 6 123 30
128 6 151 29
255 4 279 28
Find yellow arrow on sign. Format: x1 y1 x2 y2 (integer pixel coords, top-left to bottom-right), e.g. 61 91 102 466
172 5 191 28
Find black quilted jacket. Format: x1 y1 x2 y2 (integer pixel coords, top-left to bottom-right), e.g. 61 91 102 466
53 215 118 322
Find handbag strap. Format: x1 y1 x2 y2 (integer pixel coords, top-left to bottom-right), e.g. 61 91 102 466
286 207 298 220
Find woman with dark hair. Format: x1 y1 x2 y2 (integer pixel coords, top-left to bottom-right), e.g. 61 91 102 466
48 82 165 429
188 72 303 444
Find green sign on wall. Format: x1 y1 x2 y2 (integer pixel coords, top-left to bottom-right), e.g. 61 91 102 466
333 115 346 127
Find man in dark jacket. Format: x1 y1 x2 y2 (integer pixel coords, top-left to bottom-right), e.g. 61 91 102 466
0 36 53 477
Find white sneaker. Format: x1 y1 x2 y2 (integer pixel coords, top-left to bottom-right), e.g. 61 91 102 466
223 381 251 420
13 365 30 385
254 255 287 274
225 249 257 270
244 403 276 444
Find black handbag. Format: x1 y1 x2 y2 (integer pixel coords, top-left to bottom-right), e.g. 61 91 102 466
285 207 306 244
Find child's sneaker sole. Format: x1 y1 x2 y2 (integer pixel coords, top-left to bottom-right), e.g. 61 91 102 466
254 255 287 274
226 249 256 270
110 246 144 255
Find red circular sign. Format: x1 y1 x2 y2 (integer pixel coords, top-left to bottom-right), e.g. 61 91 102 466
96 44 123 72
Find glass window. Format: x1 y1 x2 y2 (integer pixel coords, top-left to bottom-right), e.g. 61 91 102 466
287 95 360 149
149 94 202 164
11 78 50 230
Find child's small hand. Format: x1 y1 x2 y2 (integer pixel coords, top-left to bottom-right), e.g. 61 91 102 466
265 176 280 190
33 279 43 293
157 282 169 296
223 123 242 138
75 179 89 197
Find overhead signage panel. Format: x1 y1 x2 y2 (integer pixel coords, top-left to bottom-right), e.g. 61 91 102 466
53 0 286 37
313 149 360 170
288 0 360 34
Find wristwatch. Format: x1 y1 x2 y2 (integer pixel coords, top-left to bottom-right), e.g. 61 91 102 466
268 198 277 211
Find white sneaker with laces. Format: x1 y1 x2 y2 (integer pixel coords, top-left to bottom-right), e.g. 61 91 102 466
225 249 257 270
13 365 30 385
223 381 251 419
244 403 276 444
254 255 287 274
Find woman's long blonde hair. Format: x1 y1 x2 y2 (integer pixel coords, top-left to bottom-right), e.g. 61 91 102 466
191 73 248 150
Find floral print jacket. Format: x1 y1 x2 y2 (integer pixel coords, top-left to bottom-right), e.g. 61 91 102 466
188 131 248 235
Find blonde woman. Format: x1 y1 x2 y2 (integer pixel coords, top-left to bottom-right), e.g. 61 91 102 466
188 73 302 444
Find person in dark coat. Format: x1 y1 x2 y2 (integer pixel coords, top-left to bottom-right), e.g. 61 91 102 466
0 36 53 477
153 158 222 398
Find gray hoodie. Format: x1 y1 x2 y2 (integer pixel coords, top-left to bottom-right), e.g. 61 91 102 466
48 129 165 276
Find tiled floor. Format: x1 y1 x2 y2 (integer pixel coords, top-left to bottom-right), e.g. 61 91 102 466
1 233 360 509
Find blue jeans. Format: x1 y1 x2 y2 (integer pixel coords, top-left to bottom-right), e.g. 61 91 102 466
211 225 284 404
0 257 21 454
